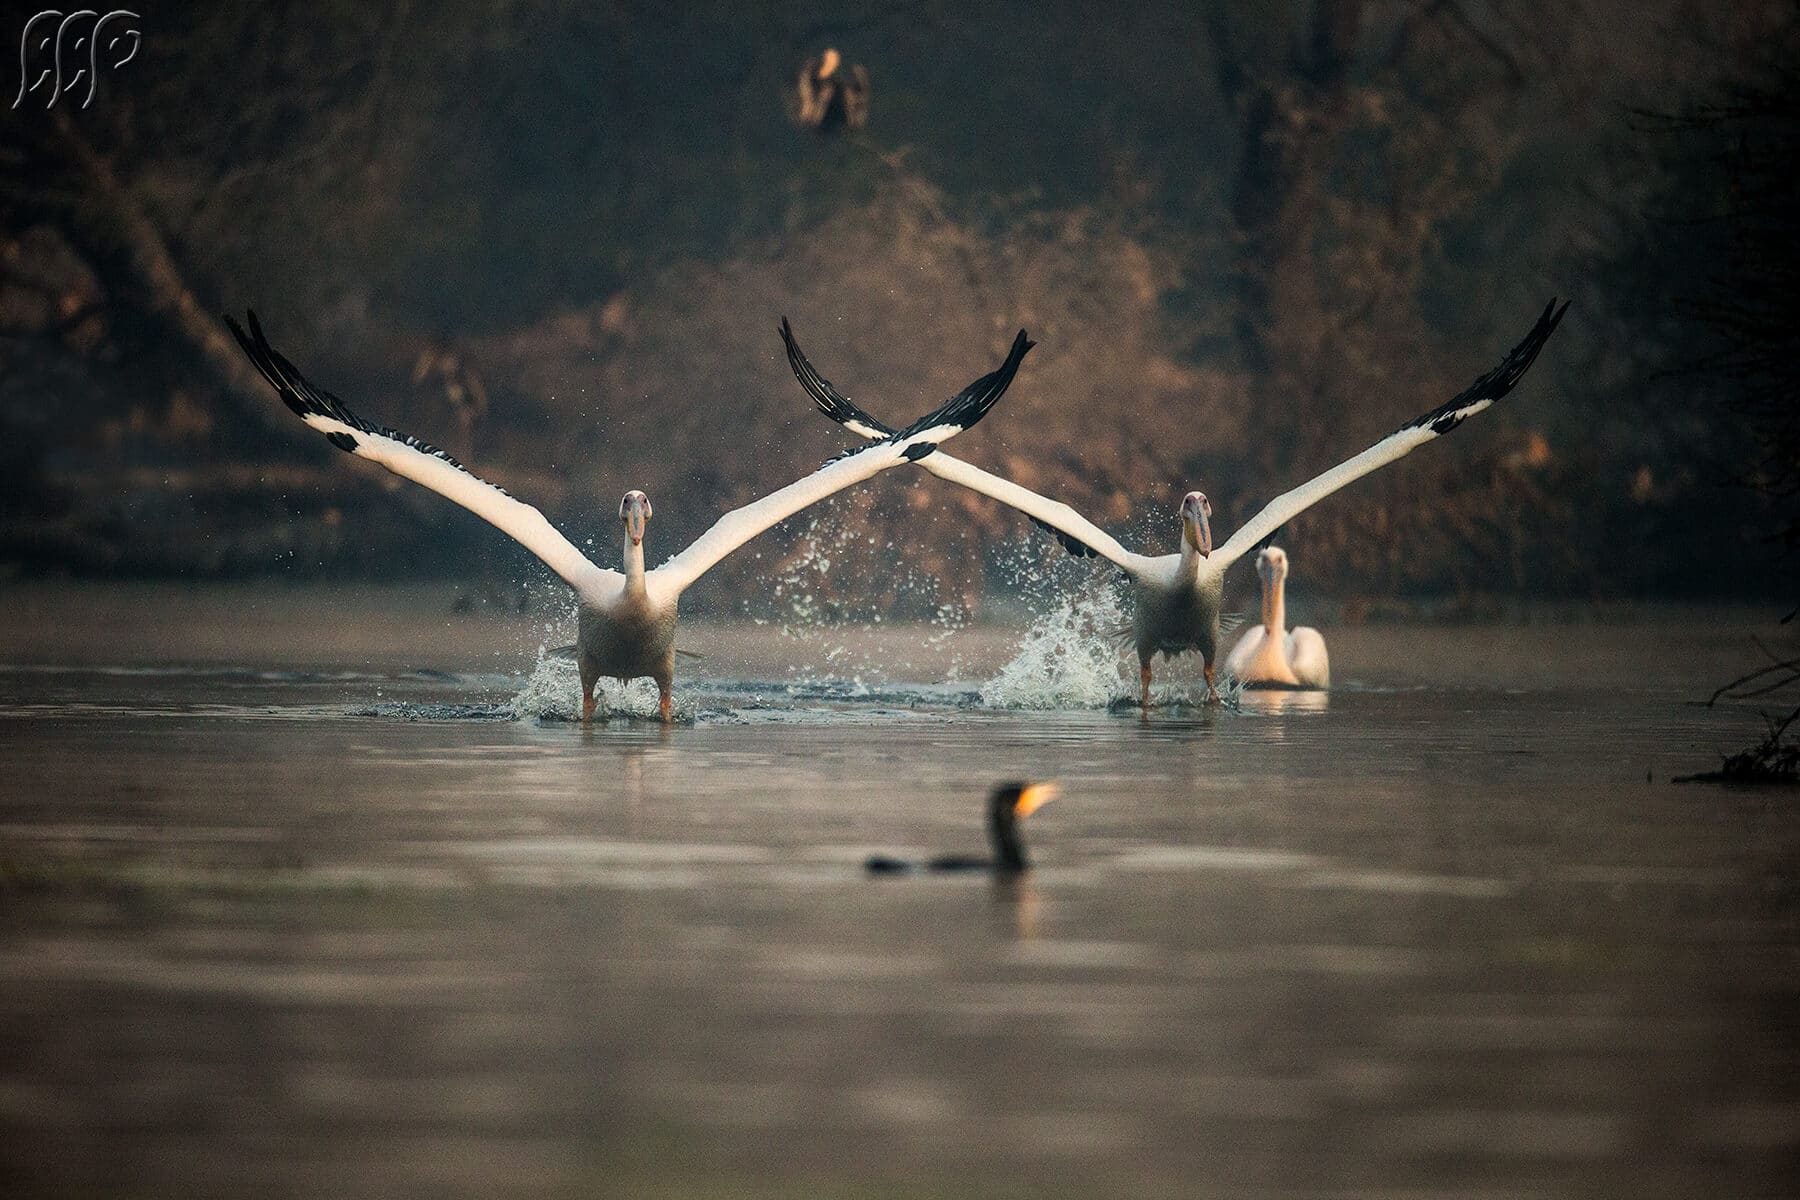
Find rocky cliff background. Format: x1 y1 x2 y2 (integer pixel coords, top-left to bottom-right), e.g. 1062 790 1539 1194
3 1 1795 614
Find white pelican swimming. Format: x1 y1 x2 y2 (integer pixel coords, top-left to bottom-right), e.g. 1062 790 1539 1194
228 312 1032 723
1222 546 1329 688
782 301 1566 709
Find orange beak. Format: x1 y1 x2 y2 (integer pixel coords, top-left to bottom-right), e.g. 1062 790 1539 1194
1013 782 1059 818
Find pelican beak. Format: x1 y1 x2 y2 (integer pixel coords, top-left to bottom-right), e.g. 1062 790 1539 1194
1013 782 1059 818
621 493 650 546
1182 494 1212 558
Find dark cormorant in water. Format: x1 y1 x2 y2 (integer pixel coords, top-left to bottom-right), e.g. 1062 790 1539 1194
866 782 1058 875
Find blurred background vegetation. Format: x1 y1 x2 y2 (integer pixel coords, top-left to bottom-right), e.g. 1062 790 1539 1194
2 0 1796 616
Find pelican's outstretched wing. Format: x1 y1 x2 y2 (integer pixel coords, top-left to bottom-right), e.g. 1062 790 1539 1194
228 313 618 600
781 319 1154 575
649 331 1028 594
1209 300 1569 571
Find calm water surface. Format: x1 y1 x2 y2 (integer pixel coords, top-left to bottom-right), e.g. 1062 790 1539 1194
0 586 1796 1198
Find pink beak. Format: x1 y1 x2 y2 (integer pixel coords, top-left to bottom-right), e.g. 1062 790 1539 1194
1183 495 1212 557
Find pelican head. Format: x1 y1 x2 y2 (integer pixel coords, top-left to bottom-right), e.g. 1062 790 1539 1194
619 490 652 546
819 47 841 78
1181 491 1213 557
1257 545 1288 584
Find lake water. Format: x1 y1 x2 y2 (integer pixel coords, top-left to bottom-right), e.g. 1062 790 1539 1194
1 584 1796 1198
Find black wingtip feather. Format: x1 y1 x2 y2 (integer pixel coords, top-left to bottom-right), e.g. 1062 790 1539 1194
227 311 306 417
224 310 488 484
889 327 1034 452
779 318 898 435
1400 298 1567 436
782 321 1036 451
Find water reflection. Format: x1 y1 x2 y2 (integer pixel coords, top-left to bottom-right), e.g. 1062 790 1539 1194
993 873 1042 940
1236 686 1330 717
0 634 1794 1199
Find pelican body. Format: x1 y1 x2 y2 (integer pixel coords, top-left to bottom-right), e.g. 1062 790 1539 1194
229 313 1032 722
782 302 1566 709
1224 547 1329 688
575 493 681 710
1127 501 1227 698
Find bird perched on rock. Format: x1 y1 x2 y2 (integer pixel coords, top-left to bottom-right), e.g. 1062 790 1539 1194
796 47 870 132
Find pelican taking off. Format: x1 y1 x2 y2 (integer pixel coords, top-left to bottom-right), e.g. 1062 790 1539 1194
228 313 1031 723
782 301 1567 709
1223 546 1329 689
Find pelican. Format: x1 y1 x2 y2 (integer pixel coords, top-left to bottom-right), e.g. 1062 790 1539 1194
227 312 1032 723
1223 546 1329 688
782 301 1566 709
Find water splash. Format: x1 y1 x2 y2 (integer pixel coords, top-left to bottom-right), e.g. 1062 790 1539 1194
350 701 515 721
506 651 694 722
759 503 974 688
978 578 1232 711
980 585 1135 709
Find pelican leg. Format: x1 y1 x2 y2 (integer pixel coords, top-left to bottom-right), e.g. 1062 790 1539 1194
579 658 599 726
1139 660 1154 712
657 673 674 724
1203 660 1218 704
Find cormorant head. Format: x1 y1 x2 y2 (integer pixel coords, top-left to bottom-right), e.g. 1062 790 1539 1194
1181 491 1212 557
987 781 1058 872
619 490 652 546
1256 545 1288 586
